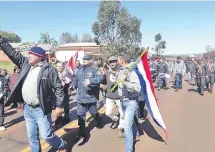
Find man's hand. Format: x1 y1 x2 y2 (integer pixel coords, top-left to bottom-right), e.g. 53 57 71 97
83 79 90 87
55 107 63 118
69 86 75 91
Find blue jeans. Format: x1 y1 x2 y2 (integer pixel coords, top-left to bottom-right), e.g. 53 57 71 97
24 104 65 152
175 73 182 89
121 99 139 152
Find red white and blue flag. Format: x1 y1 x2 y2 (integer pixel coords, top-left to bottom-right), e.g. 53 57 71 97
133 52 167 141
66 51 84 75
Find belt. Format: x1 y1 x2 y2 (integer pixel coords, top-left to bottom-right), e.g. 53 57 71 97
26 104 40 109
121 97 138 101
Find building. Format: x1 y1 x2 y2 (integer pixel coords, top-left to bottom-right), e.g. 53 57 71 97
55 42 102 62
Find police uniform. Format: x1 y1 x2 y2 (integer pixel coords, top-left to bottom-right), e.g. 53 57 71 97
205 60 215 93
156 61 169 89
195 60 208 95
71 54 104 137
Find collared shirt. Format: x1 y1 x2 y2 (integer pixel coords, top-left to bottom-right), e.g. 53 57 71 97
22 62 42 106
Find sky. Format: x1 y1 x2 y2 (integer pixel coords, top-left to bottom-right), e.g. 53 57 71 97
0 1 215 55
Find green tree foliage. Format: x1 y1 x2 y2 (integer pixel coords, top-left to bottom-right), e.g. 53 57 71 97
81 33 94 42
92 0 142 56
59 32 73 44
72 34 79 42
59 32 80 44
0 30 21 43
205 45 215 52
154 33 166 56
38 31 58 47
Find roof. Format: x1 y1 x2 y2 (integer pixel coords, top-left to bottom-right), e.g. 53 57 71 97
57 42 101 52
60 42 99 47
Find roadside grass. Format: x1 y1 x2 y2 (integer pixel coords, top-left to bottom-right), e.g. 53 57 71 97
0 61 15 73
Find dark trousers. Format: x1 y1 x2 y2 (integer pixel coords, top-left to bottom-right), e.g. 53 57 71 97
139 101 145 117
77 103 101 130
0 98 4 126
63 92 70 118
196 76 205 94
206 75 214 91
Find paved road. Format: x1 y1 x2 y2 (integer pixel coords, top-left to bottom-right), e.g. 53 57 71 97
1 77 215 152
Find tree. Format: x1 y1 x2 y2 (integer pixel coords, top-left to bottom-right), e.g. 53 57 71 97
59 32 73 44
0 30 21 43
81 33 94 42
72 34 79 42
59 32 80 44
154 33 166 56
92 0 142 56
38 31 58 47
205 45 215 52
38 31 58 63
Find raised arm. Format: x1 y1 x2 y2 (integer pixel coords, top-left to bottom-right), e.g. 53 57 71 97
0 36 27 69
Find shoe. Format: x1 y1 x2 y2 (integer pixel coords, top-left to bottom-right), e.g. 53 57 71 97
96 122 104 129
175 89 179 92
134 136 140 142
59 141 67 152
110 120 119 129
158 88 161 91
0 126 6 131
164 87 168 90
95 115 104 129
77 128 88 138
118 129 123 138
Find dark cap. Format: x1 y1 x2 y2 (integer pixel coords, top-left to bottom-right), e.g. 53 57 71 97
29 46 46 57
108 56 118 62
83 54 92 60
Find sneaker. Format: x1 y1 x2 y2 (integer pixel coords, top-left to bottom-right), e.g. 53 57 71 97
0 126 6 131
110 120 119 129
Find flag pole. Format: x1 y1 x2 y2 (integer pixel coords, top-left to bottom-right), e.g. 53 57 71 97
111 47 149 92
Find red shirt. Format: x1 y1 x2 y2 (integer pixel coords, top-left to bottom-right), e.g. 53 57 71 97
9 74 18 91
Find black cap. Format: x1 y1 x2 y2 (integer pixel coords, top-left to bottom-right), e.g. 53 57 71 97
83 54 92 60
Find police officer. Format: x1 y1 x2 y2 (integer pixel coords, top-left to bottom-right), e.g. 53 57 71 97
205 59 215 93
156 58 169 90
195 58 208 96
70 54 104 138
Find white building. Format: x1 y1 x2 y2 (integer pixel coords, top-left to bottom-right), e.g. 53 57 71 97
55 42 102 62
